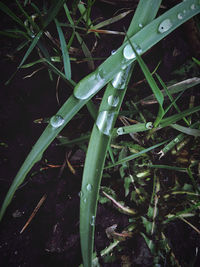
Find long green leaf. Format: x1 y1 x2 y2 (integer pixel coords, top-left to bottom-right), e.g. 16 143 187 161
79 1 162 266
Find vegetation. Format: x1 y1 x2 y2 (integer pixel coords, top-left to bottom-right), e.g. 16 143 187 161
0 0 200 266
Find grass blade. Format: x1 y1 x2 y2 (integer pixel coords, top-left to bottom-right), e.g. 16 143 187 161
127 38 164 127
79 1 162 266
55 19 71 80
92 10 132 30
18 30 43 68
170 123 200 136
105 141 168 168
160 106 200 128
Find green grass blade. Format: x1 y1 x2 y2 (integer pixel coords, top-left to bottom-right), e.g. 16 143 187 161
75 32 94 70
79 1 162 266
112 122 152 137
127 40 164 127
92 10 132 30
18 30 43 68
105 141 168 168
156 73 190 126
160 106 200 128
55 18 71 80
170 123 200 136
138 77 200 104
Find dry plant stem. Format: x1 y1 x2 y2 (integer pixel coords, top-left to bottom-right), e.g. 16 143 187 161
20 194 47 234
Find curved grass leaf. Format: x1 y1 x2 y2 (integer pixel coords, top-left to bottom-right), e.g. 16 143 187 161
79 1 162 266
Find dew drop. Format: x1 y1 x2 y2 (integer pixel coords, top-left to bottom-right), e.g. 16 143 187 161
117 127 124 135
96 111 115 135
79 191 84 198
158 19 173 33
83 198 87 203
191 4 196 10
123 44 135 60
112 71 126 89
90 215 95 226
139 23 143 28
145 122 153 129
121 65 127 70
86 183 92 191
50 115 64 128
108 95 119 107
74 72 105 100
177 13 183 19
111 50 116 55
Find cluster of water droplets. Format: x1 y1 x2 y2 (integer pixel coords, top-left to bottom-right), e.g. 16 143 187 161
79 183 94 204
50 115 64 128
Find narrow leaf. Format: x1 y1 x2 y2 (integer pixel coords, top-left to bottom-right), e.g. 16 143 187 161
55 19 71 80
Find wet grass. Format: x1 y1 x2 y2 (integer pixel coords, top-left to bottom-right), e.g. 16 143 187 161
0 1 200 266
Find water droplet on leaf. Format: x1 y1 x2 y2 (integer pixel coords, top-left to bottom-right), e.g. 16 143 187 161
96 111 115 136
86 184 92 191
74 72 105 100
178 13 183 19
117 127 124 135
50 115 64 128
191 4 196 9
145 122 153 129
139 23 143 28
112 71 126 89
158 19 173 33
108 95 119 107
90 215 95 226
123 44 135 60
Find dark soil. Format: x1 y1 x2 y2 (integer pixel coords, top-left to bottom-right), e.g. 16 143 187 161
0 1 200 266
